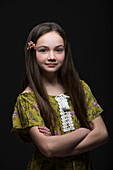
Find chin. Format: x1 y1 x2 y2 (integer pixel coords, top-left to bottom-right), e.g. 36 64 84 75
46 69 59 73
44 66 61 72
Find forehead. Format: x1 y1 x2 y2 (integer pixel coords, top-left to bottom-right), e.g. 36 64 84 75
36 31 64 47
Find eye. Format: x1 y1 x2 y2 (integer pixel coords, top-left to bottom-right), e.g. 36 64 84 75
56 48 64 53
38 48 48 53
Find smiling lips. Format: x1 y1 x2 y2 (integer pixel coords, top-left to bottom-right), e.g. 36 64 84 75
45 63 58 66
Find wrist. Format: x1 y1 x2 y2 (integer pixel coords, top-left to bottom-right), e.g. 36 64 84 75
79 128 91 137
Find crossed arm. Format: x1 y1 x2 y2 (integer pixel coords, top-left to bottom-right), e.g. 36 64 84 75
29 116 109 158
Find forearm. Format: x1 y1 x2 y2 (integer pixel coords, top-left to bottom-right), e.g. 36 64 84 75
58 129 107 157
57 116 109 157
46 128 90 155
30 126 90 157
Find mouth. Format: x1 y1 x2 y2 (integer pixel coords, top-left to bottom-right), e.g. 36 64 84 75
45 63 58 67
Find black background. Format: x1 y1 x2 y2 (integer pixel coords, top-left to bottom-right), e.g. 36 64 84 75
1 0 112 169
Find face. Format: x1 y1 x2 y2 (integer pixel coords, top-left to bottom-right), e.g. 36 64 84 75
35 31 65 74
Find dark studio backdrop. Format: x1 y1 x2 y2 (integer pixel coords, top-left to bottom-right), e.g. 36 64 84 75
1 0 112 169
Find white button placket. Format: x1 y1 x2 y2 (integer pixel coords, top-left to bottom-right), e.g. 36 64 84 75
55 94 75 132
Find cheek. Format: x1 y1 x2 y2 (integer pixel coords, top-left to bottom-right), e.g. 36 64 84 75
58 53 65 63
36 53 46 64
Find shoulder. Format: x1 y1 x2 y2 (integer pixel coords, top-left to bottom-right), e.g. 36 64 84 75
80 80 90 91
15 87 36 108
81 80 88 87
21 86 33 94
80 80 93 99
19 86 35 100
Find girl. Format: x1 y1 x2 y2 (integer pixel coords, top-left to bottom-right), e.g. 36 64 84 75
12 22 109 169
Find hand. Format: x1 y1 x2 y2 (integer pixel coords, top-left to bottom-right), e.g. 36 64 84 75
83 128 91 136
38 125 52 136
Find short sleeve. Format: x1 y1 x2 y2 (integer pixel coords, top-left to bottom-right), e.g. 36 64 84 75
12 92 45 142
81 80 104 122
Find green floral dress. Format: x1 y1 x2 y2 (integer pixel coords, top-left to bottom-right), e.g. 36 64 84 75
12 81 103 170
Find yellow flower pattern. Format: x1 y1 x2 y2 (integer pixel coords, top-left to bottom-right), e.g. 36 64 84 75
12 80 103 169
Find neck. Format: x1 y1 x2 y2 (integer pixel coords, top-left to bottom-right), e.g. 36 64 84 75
41 71 65 96
41 72 59 86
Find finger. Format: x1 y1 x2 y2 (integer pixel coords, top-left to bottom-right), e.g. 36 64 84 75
39 129 51 135
40 131 51 136
38 126 51 132
38 126 50 132
39 126 51 131
43 133 51 136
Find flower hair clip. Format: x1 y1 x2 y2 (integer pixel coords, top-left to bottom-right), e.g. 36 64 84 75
27 41 36 50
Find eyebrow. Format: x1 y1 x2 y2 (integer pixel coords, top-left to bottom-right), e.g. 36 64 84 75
36 45 64 49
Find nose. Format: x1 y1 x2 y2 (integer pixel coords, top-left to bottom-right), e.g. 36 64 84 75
48 51 56 60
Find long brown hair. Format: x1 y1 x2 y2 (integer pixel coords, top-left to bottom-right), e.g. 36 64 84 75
21 22 91 130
